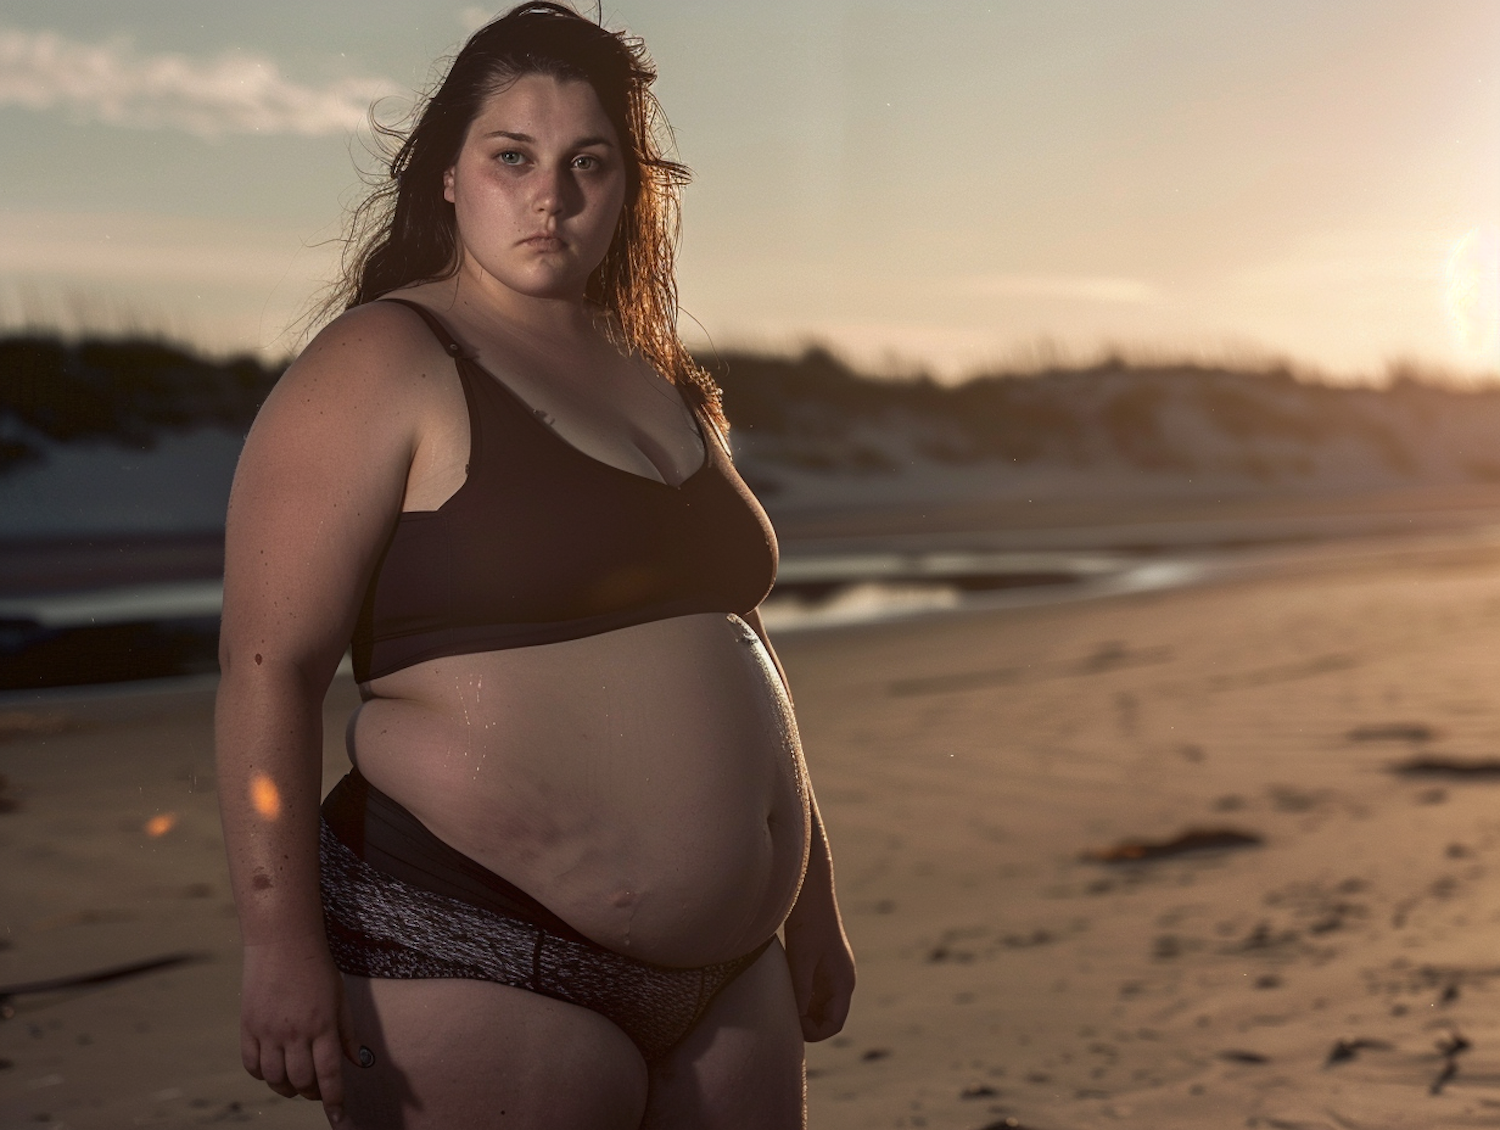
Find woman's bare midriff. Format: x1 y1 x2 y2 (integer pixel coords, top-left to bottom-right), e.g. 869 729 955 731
347 611 810 968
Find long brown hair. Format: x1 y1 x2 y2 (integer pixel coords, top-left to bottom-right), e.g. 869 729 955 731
320 2 724 429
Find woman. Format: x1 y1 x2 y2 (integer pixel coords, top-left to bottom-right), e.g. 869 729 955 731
215 4 855 1128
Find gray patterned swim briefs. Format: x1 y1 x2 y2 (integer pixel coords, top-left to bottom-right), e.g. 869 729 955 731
318 772 772 1062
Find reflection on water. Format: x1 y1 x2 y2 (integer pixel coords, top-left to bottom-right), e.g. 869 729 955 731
0 580 226 690
761 551 1203 632
0 551 1204 689
0 580 224 627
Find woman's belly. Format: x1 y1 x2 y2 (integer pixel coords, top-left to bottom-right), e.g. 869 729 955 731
348 612 809 967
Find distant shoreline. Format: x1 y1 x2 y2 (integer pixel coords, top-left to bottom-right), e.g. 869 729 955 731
0 530 225 597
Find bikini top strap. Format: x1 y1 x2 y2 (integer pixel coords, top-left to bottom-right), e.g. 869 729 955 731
379 298 467 359
377 297 485 469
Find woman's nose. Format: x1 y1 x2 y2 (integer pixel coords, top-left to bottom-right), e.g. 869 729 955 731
531 166 576 215
532 171 561 213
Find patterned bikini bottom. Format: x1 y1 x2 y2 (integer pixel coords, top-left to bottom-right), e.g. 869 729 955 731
318 768 772 1062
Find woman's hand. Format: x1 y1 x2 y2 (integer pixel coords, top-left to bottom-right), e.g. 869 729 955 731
783 876 856 1042
240 936 360 1124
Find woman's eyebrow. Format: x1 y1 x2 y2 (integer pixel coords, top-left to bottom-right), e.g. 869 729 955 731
481 128 616 148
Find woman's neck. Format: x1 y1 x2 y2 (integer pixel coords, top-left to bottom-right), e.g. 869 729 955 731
414 268 615 372
446 261 599 342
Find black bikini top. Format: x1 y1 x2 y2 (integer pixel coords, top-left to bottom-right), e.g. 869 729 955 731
350 299 777 682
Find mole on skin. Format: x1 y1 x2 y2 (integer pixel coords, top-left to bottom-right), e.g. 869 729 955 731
251 871 273 890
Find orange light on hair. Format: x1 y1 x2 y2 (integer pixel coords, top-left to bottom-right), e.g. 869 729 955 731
250 774 282 820
144 812 177 837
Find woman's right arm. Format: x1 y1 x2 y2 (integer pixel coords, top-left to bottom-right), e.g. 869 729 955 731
214 306 433 1125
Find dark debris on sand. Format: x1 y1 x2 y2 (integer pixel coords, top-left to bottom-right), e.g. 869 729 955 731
1218 1049 1270 1064
1390 756 1500 779
1347 722 1438 743
0 952 200 1006
1324 1037 1392 1066
1083 827 1263 864
1431 1031 1471 1095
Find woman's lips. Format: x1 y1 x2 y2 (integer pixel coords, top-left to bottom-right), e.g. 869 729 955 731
521 234 563 251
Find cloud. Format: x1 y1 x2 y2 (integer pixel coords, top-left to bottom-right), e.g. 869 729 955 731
962 274 1163 305
0 27 398 139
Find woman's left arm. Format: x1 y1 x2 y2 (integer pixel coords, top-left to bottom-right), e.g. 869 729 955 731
743 608 857 1042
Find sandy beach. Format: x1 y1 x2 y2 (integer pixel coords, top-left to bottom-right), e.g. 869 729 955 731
8 524 1500 1128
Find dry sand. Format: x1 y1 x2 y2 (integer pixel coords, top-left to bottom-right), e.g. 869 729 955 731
9 532 1500 1128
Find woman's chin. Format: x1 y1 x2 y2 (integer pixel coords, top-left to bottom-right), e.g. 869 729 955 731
492 272 593 304
460 256 594 303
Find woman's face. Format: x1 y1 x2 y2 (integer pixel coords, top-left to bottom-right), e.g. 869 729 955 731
443 73 628 302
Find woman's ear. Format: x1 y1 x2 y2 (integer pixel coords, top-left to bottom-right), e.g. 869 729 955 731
442 166 456 204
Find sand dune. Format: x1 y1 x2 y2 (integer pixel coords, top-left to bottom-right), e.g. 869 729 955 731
8 530 1500 1127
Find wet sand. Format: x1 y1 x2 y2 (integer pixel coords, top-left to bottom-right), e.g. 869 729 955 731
9 531 1500 1127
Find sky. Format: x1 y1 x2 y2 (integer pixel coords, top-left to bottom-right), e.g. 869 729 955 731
1 0 1497 382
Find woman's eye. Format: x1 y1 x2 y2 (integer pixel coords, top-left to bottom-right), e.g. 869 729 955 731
573 154 598 171
498 150 524 166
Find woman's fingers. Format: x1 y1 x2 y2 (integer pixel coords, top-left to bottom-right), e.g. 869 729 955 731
792 969 823 1037
786 930 853 1039
258 1043 301 1099
281 1041 323 1101
795 956 828 1040
245 1031 348 1111
313 1030 348 1123
801 985 836 1041
241 1030 262 1078
824 961 855 1027
800 957 855 1041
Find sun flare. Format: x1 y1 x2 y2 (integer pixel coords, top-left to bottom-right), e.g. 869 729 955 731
1445 226 1500 363
250 774 282 821
144 812 177 837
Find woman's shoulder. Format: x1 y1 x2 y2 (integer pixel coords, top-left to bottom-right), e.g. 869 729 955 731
245 302 459 458
299 297 446 373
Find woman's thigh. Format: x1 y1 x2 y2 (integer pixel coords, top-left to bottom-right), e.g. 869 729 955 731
643 940 806 1130
341 975 649 1130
